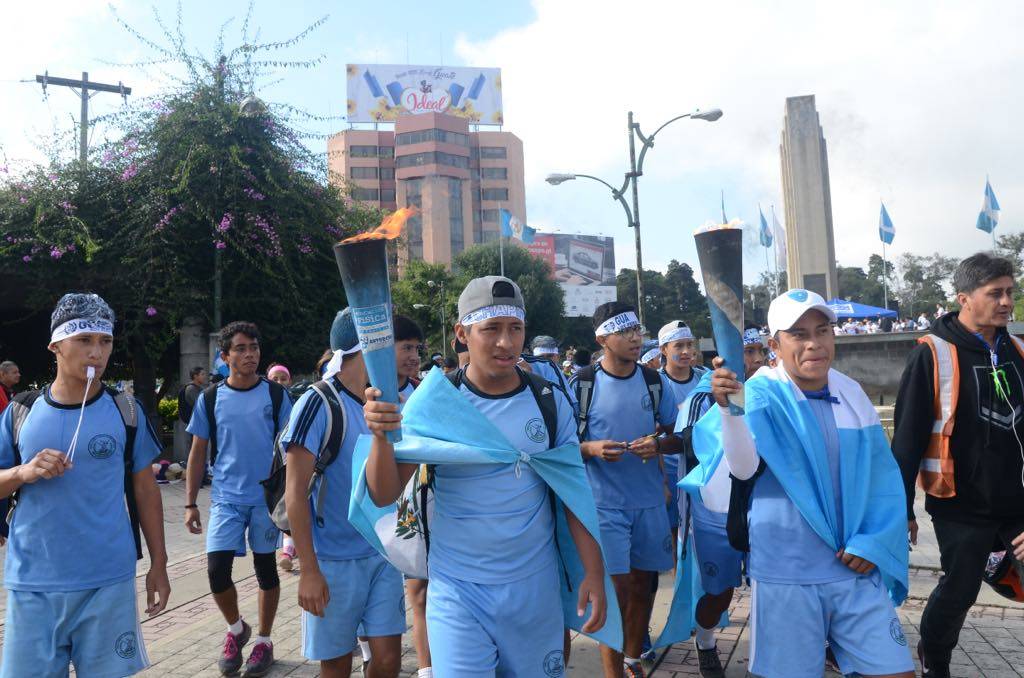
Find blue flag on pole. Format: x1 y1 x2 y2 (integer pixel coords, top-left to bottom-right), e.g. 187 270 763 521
976 179 1000 234
759 206 773 247
500 209 536 244
879 203 895 245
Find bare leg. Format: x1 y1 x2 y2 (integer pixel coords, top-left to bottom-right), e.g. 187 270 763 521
257 586 280 637
320 654 353 678
600 574 631 677
624 569 655 659
406 578 432 668
695 589 733 631
366 635 402 678
213 587 240 625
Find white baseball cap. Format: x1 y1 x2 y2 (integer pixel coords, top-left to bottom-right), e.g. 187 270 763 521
767 289 837 335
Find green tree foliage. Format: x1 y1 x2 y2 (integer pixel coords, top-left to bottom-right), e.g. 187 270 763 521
995 232 1024 318
391 260 456 353
0 8 381 410
618 262 710 337
893 253 957 318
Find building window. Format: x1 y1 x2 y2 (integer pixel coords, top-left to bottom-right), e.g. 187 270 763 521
481 167 508 180
349 145 378 158
352 187 380 201
481 188 509 201
396 129 469 146
404 179 423 260
396 151 470 170
380 188 396 202
350 166 378 179
379 146 394 158
448 178 464 256
479 146 507 159
380 167 395 180
479 209 499 222
482 230 499 243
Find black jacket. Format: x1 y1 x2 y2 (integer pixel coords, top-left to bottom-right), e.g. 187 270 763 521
892 313 1024 523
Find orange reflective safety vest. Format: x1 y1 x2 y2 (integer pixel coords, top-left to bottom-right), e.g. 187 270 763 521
917 333 1024 498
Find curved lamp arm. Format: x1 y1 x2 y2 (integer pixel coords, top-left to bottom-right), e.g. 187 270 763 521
573 173 635 227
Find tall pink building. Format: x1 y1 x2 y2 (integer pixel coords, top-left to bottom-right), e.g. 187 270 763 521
328 112 525 269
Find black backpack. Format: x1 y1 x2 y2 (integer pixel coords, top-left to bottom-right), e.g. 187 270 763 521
177 383 196 424
202 378 286 464
7 387 143 559
573 363 663 439
261 379 346 533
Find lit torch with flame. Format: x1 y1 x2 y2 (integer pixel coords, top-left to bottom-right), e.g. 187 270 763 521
333 208 418 443
694 219 746 414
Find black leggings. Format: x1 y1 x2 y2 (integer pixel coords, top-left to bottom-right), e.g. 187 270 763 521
208 551 280 594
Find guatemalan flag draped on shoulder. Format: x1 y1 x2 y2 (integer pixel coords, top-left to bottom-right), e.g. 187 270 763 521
679 364 910 605
500 208 536 244
348 368 624 650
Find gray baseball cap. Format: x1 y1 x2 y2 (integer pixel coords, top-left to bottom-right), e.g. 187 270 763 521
457 276 525 324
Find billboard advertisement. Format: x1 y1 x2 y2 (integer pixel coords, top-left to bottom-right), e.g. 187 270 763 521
526 234 617 317
346 64 503 125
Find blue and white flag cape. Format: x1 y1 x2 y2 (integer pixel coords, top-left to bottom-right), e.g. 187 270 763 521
681 364 909 604
651 369 725 650
348 367 623 650
879 203 895 245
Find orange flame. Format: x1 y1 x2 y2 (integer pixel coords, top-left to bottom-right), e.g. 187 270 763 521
340 207 419 244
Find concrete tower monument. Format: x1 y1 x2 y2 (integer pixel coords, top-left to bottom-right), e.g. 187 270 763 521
780 95 838 299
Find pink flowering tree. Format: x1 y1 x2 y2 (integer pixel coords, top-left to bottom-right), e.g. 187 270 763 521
0 8 383 411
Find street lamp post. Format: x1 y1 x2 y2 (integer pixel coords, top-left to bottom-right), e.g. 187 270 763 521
546 108 722 327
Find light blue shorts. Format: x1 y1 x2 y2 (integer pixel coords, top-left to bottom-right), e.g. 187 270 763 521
749 573 914 678
427 567 564 678
301 554 406 661
597 506 674 575
691 515 743 596
206 501 280 556
666 485 680 530
2 577 148 677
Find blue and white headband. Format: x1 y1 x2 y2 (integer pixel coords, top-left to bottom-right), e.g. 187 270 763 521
743 328 763 346
460 304 526 326
533 346 559 356
596 311 640 337
640 348 661 364
50 317 114 344
658 326 694 346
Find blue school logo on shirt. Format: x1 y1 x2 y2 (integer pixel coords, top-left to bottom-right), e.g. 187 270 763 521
889 618 907 646
641 394 653 412
114 631 137 659
525 418 547 444
543 650 565 677
88 434 117 459
263 404 273 420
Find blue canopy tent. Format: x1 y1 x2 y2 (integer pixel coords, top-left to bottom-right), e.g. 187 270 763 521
827 298 897 319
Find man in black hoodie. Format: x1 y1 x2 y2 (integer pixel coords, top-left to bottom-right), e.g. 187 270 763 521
893 252 1024 677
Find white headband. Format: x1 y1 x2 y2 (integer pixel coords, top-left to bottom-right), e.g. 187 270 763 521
596 311 640 337
640 348 661 364
50 318 114 344
323 343 362 379
658 326 694 346
743 328 763 345
460 304 525 326
533 346 559 356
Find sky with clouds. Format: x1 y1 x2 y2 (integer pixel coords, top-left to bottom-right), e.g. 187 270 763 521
3 0 1021 285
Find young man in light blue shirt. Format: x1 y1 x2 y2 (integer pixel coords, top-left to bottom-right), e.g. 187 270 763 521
281 309 405 678
575 301 683 678
363 276 608 678
0 292 169 677
185 321 293 677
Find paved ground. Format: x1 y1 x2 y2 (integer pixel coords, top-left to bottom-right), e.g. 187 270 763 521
1 483 1022 676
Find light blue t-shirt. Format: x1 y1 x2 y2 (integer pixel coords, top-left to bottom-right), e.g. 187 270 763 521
429 374 578 585
527 357 578 408
576 366 679 509
748 393 854 584
660 367 705 485
278 378 377 562
187 379 293 506
0 388 161 592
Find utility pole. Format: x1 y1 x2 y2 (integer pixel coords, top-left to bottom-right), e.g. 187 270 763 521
626 111 646 328
35 71 131 165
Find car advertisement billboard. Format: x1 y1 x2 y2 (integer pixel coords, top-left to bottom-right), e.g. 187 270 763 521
526 234 617 317
346 64 503 125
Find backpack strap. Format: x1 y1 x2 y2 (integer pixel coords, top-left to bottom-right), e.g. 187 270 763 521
109 388 143 560
308 378 347 528
638 365 663 427
10 389 43 465
573 365 596 439
519 369 559 450
201 382 223 463
266 378 285 435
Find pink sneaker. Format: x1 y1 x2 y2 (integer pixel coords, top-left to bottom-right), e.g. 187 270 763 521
242 641 274 677
278 544 295 571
